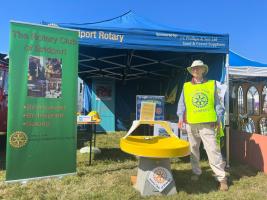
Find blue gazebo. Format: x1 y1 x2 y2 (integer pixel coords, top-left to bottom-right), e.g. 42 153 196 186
50 11 229 132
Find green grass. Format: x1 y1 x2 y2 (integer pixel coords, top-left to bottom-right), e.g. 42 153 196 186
0 132 267 200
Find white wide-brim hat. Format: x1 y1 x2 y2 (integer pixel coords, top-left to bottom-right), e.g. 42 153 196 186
187 60 208 75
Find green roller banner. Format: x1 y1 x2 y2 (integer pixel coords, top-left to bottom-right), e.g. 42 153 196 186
6 22 78 182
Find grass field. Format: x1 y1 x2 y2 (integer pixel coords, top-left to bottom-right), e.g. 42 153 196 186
0 132 267 200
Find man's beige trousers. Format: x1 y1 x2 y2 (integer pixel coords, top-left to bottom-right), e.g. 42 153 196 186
186 123 227 182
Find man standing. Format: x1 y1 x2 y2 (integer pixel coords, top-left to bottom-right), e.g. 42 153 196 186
177 60 228 191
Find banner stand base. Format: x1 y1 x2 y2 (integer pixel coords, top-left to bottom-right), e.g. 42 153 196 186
5 172 76 184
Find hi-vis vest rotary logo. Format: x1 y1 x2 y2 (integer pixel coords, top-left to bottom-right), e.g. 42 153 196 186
192 92 208 108
9 131 28 148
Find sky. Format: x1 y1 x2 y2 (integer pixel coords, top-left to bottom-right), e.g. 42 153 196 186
1 0 267 63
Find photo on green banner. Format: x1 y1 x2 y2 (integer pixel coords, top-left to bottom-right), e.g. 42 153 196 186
27 56 62 98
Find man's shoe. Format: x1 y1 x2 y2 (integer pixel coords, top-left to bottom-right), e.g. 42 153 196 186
191 175 200 181
219 180 229 191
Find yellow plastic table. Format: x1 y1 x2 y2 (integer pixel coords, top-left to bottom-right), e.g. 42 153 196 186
120 120 190 196
121 135 189 158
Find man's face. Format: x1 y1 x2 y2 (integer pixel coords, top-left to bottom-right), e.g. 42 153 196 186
191 66 206 78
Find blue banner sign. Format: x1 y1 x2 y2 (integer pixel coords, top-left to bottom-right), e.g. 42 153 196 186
75 29 228 53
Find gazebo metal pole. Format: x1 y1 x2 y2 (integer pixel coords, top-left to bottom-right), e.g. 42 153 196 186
225 53 230 168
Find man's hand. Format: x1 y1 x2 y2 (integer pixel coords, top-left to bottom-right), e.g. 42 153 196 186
178 120 183 129
216 120 221 134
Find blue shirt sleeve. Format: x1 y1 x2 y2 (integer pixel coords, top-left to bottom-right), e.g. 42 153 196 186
215 86 225 121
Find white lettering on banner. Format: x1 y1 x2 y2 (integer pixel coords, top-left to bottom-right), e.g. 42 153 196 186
79 31 97 39
79 30 124 43
98 31 124 42
156 32 225 48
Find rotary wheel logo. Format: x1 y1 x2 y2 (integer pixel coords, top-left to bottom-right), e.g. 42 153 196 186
192 92 208 108
156 107 162 114
153 168 167 183
9 131 28 148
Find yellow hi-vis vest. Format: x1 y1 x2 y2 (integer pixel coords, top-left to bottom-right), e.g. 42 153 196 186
184 80 217 124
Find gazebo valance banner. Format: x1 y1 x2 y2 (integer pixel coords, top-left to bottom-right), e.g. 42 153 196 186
56 11 229 53
6 21 78 182
76 29 228 53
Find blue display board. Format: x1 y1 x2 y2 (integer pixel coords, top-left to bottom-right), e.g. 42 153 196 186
136 95 165 120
